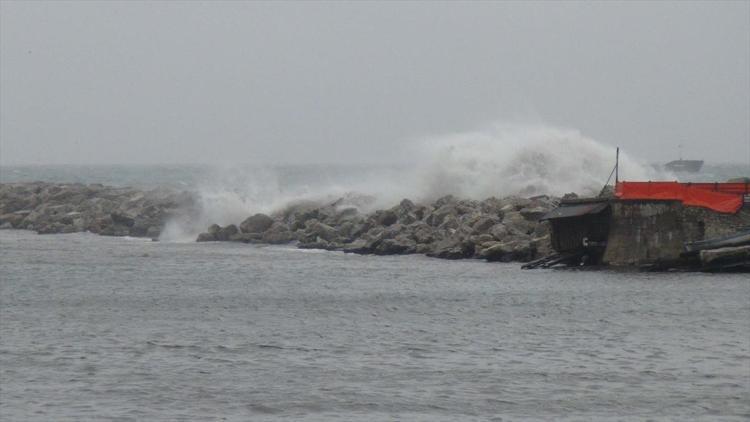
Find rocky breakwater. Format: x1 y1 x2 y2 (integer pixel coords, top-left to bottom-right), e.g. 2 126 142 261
0 182 196 238
197 194 558 262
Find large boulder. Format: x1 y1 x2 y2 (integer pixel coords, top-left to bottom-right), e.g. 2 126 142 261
426 204 458 227
304 219 339 242
427 237 474 260
502 211 537 236
110 212 135 227
196 232 216 242
333 207 360 224
390 199 419 225
240 213 274 234
488 223 510 241
215 224 239 241
0 212 27 228
298 239 332 250
433 195 457 208
499 196 532 212
476 239 536 262
410 221 436 244
471 216 500 234
262 222 295 244
373 236 417 255
519 206 548 222
342 239 370 254
374 210 398 227
229 232 263 243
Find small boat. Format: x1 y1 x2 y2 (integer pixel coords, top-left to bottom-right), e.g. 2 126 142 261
684 228 750 254
684 229 750 272
664 159 704 173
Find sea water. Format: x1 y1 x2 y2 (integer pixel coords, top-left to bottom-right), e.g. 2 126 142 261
0 229 748 420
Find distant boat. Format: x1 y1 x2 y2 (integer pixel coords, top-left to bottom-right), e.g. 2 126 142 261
665 159 704 173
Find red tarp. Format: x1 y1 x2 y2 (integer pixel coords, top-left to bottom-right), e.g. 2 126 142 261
615 181 746 214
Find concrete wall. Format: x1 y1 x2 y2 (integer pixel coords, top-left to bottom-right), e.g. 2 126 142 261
602 201 750 266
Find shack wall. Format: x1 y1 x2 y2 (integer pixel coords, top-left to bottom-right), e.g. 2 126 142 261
602 201 750 266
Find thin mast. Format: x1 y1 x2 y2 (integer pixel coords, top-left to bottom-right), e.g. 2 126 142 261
615 147 619 184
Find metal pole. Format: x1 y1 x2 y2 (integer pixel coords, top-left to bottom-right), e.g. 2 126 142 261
615 147 619 184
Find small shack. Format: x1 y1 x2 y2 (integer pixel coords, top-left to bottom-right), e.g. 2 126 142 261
539 198 611 265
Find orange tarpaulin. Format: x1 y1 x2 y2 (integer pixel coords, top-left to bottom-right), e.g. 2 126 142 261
615 181 746 214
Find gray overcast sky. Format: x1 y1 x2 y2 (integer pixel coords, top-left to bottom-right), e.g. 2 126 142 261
1 0 748 165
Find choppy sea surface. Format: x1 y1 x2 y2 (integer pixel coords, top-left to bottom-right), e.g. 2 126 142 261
1 229 749 421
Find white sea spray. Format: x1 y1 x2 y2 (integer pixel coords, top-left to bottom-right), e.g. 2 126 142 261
159 123 667 241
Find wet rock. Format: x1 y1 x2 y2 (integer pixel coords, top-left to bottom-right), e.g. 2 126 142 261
298 239 331 250
304 219 339 242
215 224 238 241
488 223 510 240
426 204 458 227
411 221 436 244
519 206 548 222
499 196 532 212
262 222 294 244
0 212 27 228
333 207 360 223
197 232 216 242
434 195 457 208
240 213 275 234
99 224 131 237
374 210 398 227
477 239 536 262
229 232 263 243
503 211 536 235
110 212 135 228
427 237 474 260
471 216 500 234
374 237 417 255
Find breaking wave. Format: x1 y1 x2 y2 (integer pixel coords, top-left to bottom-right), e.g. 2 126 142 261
159 123 665 241
409 124 659 200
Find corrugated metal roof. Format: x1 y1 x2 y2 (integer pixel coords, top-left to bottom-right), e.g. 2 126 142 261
540 202 610 221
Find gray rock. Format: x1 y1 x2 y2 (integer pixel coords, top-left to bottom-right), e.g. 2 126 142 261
374 237 417 255
427 237 474 260
410 221 436 244
374 210 398 227
434 195 457 208
229 232 263 243
519 206 548 222
196 232 216 242
477 239 536 262
489 223 510 240
262 222 294 244
110 212 135 227
502 211 536 235
426 204 457 227
240 213 274 234
298 239 331 250
342 239 370 254
304 219 339 242
215 224 239 241
499 196 532 212
471 216 500 234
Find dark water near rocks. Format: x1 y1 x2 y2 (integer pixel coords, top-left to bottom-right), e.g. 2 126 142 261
1 229 748 420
